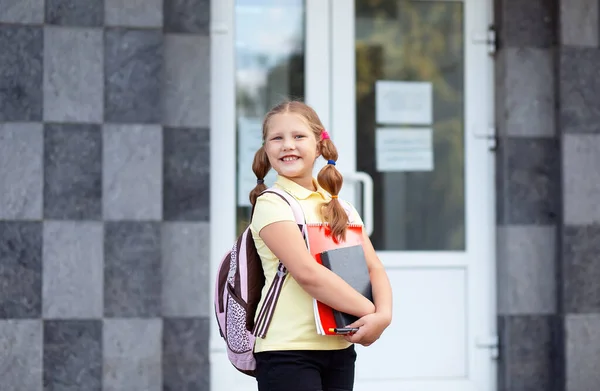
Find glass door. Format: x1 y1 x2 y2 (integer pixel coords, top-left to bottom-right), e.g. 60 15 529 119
331 1 496 390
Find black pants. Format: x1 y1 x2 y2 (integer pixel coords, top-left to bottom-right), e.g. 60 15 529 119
254 345 356 391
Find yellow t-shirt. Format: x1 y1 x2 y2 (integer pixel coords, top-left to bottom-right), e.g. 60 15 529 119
250 175 364 353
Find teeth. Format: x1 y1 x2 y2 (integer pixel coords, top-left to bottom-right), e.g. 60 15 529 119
282 157 298 162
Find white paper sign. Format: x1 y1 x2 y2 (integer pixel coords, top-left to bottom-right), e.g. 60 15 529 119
376 128 434 172
376 81 433 125
237 118 277 207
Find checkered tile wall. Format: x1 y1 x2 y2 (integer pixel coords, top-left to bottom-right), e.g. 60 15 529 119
495 0 600 390
0 0 211 389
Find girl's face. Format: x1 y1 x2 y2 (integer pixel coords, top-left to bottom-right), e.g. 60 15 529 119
264 113 319 186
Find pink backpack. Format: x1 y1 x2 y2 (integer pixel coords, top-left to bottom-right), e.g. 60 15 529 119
214 188 306 376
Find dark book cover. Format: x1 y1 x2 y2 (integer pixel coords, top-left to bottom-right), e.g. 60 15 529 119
320 244 373 327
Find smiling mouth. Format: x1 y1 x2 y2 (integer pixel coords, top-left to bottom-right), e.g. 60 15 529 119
281 156 300 162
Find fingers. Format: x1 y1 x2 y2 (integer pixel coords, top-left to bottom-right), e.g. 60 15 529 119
345 319 364 329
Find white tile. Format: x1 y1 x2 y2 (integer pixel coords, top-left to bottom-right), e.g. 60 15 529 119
0 123 43 220
162 223 210 317
566 314 600 391
42 222 103 318
105 0 163 27
43 27 103 123
163 34 210 127
561 0 599 47
504 48 555 137
563 134 600 225
103 125 163 220
497 225 556 315
103 319 162 391
0 0 43 23
0 320 42 391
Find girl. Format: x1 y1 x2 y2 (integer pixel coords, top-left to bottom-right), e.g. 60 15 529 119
249 101 393 391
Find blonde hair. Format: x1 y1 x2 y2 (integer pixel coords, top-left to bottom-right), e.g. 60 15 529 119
249 101 349 240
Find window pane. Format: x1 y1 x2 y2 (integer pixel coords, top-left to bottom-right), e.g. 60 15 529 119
235 0 306 234
356 0 465 250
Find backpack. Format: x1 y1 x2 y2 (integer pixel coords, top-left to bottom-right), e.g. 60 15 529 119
214 188 306 377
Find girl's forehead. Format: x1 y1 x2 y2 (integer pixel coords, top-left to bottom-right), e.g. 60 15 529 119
267 113 312 132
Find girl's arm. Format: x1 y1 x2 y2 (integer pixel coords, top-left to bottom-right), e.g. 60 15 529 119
260 221 375 318
343 231 393 346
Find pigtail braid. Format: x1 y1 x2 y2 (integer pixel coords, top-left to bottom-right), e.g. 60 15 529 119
249 146 271 206
317 139 349 241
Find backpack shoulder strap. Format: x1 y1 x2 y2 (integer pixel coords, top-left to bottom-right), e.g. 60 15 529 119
251 187 307 339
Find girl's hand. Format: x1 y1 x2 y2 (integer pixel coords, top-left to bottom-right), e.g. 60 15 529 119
343 312 391 347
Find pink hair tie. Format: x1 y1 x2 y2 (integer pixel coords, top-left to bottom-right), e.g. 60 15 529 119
321 130 330 141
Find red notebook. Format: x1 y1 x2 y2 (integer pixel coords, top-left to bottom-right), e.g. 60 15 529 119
305 223 370 336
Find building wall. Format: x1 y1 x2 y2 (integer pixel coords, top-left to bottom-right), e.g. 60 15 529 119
495 0 600 390
0 0 211 390
3 0 600 390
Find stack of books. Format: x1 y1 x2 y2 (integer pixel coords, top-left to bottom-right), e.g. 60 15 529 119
305 223 373 335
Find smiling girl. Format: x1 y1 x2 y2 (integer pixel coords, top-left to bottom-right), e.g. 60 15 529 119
249 101 393 391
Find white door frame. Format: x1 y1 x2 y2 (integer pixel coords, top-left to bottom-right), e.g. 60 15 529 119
209 1 496 390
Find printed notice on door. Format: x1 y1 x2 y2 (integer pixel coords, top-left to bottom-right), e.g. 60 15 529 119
237 117 277 207
376 127 434 172
375 81 433 125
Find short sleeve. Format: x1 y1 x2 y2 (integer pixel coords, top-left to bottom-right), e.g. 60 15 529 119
250 192 296 234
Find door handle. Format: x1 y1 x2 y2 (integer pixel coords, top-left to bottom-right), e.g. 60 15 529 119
342 171 374 236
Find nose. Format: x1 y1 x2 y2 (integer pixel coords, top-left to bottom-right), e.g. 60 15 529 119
282 136 295 150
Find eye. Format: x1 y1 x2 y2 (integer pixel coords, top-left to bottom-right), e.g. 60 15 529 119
295 135 306 139
271 136 282 140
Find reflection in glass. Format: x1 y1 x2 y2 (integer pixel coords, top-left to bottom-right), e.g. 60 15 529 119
355 0 465 251
235 0 306 234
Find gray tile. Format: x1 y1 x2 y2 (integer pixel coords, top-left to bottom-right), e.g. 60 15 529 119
496 138 560 224
566 314 600 391
105 0 163 28
163 128 210 221
163 318 209 391
0 222 42 319
44 27 103 123
562 225 600 313
162 223 210 317
43 222 103 319
45 0 103 27
560 0 599 47
0 0 44 24
500 0 556 48
164 34 210 127
563 134 600 225
104 222 161 317
44 124 102 220
103 125 163 221
501 48 555 137
0 26 43 121
497 315 559 391
497 225 556 315
560 48 600 134
164 0 210 34
0 123 43 220
0 320 42 391
105 29 163 124
103 319 162 391
43 320 102 391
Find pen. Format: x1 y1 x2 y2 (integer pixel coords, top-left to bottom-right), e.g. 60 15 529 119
329 327 359 334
